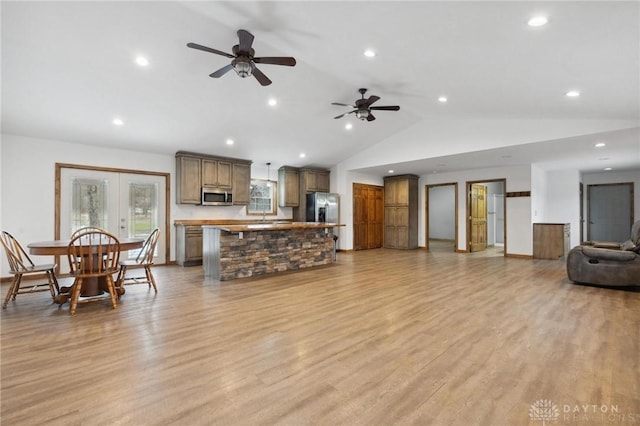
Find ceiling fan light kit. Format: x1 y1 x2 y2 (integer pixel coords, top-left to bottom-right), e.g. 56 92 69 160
187 29 296 86
332 88 400 122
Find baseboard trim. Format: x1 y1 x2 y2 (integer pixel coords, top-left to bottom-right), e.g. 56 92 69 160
505 253 533 260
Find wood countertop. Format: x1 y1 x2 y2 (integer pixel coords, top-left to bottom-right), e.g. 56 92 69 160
202 222 343 232
174 219 284 226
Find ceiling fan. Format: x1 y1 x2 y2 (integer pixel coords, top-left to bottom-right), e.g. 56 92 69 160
187 29 296 86
332 88 400 121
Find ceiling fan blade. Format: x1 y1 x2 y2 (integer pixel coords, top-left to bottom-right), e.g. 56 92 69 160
209 64 234 78
364 95 381 107
370 105 400 111
251 65 272 86
237 29 255 52
187 43 234 58
253 57 297 66
334 110 356 119
331 102 356 108
366 113 376 121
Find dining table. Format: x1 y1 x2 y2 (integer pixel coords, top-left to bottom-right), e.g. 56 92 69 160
28 237 144 299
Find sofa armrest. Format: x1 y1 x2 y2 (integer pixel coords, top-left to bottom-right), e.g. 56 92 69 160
581 246 637 262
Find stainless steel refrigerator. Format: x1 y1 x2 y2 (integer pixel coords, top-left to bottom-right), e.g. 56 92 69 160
306 192 339 223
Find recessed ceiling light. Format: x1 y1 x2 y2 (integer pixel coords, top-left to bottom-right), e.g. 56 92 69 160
528 16 548 27
438 96 448 103
388 169 394 174
135 56 149 67
299 153 306 158
604 167 612 171
595 142 606 148
364 49 376 58
226 139 234 145
566 90 580 97
345 123 353 130
267 98 277 107
112 118 124 126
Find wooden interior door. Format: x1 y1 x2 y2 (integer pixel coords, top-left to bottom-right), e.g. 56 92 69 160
470 184 487 252
353 183 383 250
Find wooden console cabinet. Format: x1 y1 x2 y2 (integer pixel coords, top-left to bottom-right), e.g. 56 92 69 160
533 223 570 259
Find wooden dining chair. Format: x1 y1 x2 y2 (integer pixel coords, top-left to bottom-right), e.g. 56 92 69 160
116 228 160 294
70 226 105 239
67 230 120 315
1 231 60 308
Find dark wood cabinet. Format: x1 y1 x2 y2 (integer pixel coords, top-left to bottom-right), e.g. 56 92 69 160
202 159 232 189
301 168 330 193
278 166 300 207
176 154 202 204
294 167 330 221
384 174 418 249
176 225 203 266
533 223 570 259
175 151 252 205
232 162 251 205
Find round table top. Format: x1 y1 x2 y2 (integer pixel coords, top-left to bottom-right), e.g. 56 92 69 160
28 237 144 256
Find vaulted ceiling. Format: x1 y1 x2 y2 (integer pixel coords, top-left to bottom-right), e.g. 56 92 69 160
2 1 639 176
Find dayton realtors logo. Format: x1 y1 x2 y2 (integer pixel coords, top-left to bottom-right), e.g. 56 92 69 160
529 400 639 424
529 399 560 425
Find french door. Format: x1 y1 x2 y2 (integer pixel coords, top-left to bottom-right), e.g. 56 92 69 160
59 167 167 272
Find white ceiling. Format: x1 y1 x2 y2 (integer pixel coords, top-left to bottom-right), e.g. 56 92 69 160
2 1 639 177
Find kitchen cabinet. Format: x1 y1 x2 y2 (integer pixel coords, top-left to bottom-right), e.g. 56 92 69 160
176 154 202 204
176 224 203 266
232 162 251 205
202 159 232 188
300 168 330 193
533 223 570 259
384 174 418 249
294 167 330 221
175 151 252 205
278 166 300 207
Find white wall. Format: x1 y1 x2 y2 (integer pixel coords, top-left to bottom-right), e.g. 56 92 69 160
420 165 532 256
0 133 291 274
543 169 581 247
531 165 548 223
581 169 640 238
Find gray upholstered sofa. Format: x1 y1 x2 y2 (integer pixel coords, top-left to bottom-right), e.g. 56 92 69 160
566 221 640 287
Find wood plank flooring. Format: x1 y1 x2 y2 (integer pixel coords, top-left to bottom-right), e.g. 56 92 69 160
1 247 639 425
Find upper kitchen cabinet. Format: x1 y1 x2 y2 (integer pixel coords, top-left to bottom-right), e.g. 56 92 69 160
202 159 232 188
278 166 300 207
175 151 252 205
176 153 202 204
300 168 330 193
232 162 251 205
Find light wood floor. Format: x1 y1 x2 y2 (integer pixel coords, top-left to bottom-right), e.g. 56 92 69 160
2 248 639 425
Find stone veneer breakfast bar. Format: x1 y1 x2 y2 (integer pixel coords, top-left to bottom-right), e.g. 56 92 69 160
202 222 342 281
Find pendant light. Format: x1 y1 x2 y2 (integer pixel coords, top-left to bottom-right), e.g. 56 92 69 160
266 162 272 186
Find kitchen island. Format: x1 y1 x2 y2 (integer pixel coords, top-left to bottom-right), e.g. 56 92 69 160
202 222 342 280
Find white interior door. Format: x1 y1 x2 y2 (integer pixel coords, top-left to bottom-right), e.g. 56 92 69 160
60 168 166 272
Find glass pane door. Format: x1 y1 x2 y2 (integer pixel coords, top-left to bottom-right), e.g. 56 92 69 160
120 173 165 262
60 168 166 271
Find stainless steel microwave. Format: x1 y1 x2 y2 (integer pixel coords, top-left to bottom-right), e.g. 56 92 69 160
201 187 233 206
